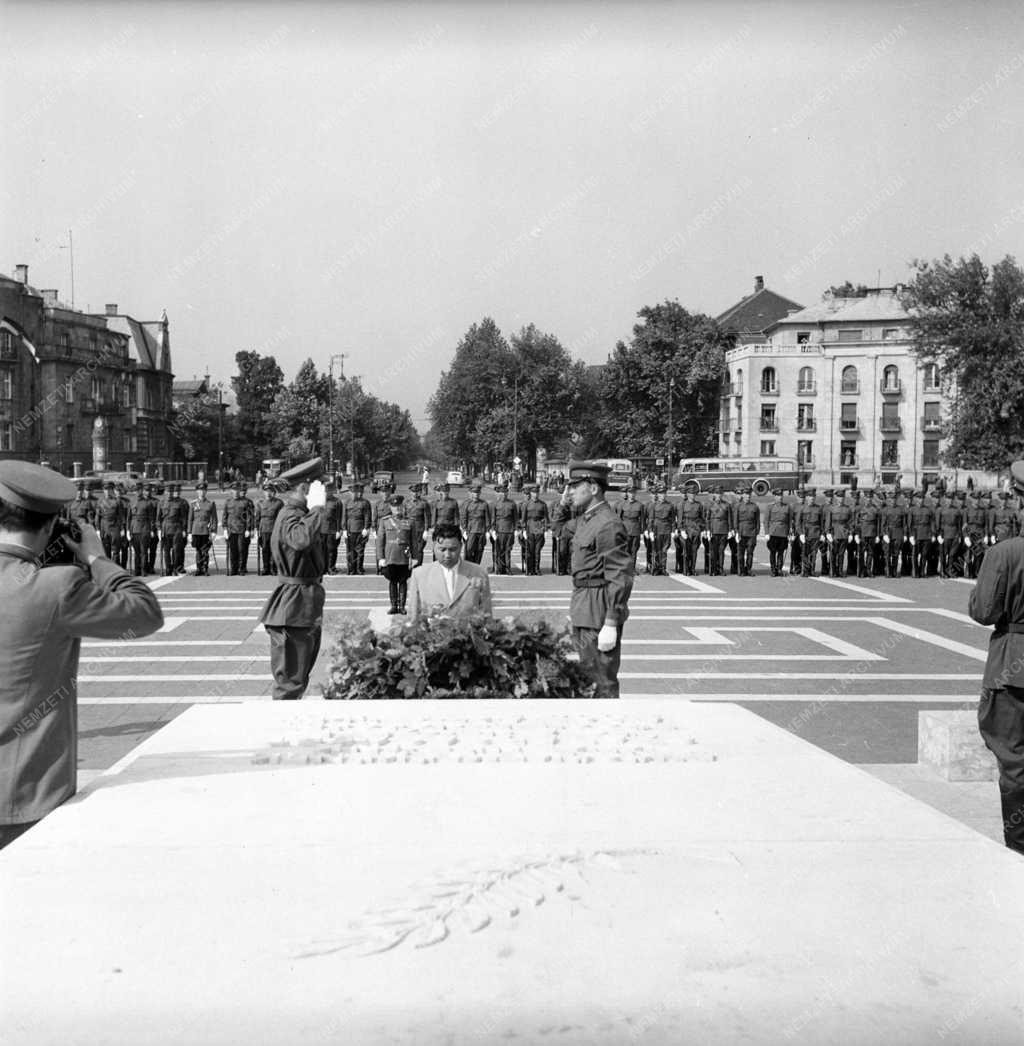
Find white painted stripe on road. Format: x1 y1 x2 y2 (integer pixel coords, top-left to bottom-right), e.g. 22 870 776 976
629 608 928 620
954 578 975 585
78 674 273 682
813 576 912 603
83 640 247 647
792 627 885 661
666 574 726 594
156 617 185 634
80 696 263 704
863 617 988 662
146 575 183 591
619 672 982 680
928 608 986 626
622 654 878 661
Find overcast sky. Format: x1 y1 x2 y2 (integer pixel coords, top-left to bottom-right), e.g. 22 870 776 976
2 0 1022 431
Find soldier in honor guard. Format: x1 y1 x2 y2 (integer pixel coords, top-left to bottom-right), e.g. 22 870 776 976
853 490 880 578
491 482 518 574
963 491 989 578
146 483 165 574
406 483 433 566
65 481 95 529
824 489 853 578
936 493 964 578
128 482 158 577
432 482 461 540
116 483 131 568
343 481 373 575
794 488 824 577
989 491 1018 545
647 486 675 576
377 492 416 614
615 483 646 574
224 482 254 576
256 483 283 575
520 484 550 575
188 481 218 576
881 489 909 579
550 486 573 575
765 488 792 577
159 483 188 576
908 491 936 578
731 486 760 577
319 480 343 575
95 481 126 564
258 458 328 698
676 488 703 576
705 486 731 577
460 480 491 565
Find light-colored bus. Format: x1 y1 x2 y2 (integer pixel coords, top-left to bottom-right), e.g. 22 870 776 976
676 456 800 496
597 458 634 490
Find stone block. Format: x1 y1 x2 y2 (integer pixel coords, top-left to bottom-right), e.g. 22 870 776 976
918 709 998 782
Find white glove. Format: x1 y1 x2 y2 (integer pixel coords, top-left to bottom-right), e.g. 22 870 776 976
799 534 806 544
597 624 618 652
307 479 327 510
989 535 995 545
728 530 735 539
489 530 497 540
335 530 341 539
378 558 386 568
937 535 944 544
826 534 833 544
361 528 369 538
855 535 861 545
964 536 973 548
909 536 916 546
882 535 890 544
874 536 880 544
847 535 853 544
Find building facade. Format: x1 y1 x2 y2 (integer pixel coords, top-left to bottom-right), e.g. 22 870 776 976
720 287 950 489
716 274 804 346
0 264 175 473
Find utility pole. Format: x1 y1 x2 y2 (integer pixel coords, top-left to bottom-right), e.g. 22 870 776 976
667 377 675 480
328 353 348 478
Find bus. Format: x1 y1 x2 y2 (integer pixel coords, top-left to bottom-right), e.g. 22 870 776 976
596 458 634 490
675 456 800 496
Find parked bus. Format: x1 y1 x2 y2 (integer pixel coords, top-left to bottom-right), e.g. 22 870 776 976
596 458 634 490
675 456 800 496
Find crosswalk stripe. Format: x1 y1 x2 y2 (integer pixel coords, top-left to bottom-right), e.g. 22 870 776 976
618 672 981 680
862 617 988 662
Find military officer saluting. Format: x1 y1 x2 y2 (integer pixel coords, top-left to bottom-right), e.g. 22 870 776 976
615 483 647 573
187 481 218 576
731 486 760 577
824 489 854 578
676 489 703 576
460 480 492 565
764 488 792 577
491 482 519 574
343 481 373 575
519 484 550 575
95 480 126 564
256 483 284 575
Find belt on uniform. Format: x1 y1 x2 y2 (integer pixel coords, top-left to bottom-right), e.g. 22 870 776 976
274 576 323 586
573 578 607 589
995 622 1024 635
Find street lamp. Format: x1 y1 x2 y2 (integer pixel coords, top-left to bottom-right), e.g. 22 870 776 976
328 353 348 478
666 377 675 480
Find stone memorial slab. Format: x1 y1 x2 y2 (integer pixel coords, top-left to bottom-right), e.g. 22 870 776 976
918 708 999 781
2 700 1023 1045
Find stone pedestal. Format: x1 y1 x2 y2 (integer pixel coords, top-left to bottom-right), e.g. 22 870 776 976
918 709 998 781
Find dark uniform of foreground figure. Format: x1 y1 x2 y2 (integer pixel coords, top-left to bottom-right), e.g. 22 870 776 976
95 481 126 564
520 485 550 575
188 482 218 576
256 485 283 575
568 461 634 700
159 483 189 576
224 484 255 576
677 491 703 576
258 459 327 700
550 488 573 575
731 487 760 576
970 461 1024 855
0 461 163 849
461 481 491 565
343 482 373 575
825 491 853 578
615 486 646 573
491 483 518 574
765 490 792 577
377 493 415 614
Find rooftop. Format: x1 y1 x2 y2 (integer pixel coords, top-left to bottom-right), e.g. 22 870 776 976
770 287 910 328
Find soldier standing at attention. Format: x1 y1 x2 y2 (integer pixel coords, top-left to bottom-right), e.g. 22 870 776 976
567 461 634 700
677 489 703 576
343 481 373 575
705 487 731 577
256 484 283 575
550 486 573 575
159 483 188 576
65 482 95 530
795 489 824 578
223 483 252 576
460 480 491 565
964 492 989 579
908 492 935 578
937 493 964 579
259 459 328 699
615 484 646 574
882 489 909 579
990 491 1018 545
147 484 166 575
188 481 218 576
406 483 433 567
95 481 126 564
648 487 675 576
855 491 881 578
764 489 792 577
731 486 760 577
520 485 550 575
491 482 518 574
319 480 343 575
824 489 853 578
128 482 158 577
377 493 416 614
116 483 132 568
432 482 461 562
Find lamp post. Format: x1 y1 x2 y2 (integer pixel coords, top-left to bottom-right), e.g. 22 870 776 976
328 353 348 478
666 377 675 481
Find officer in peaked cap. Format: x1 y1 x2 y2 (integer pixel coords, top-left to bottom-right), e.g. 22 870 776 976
460 479 491 565
566 460 634 698
519 482 550 575
971 459 1024 854
377 492 414 613
406 482 432 566
342 480 373 575
257 458 328 700
188 480 218 576
0 461 163 847
491 480 517 574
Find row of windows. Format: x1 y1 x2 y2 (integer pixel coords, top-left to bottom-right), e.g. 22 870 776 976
728 363 942 395
724 402 943 428
746 438 941 469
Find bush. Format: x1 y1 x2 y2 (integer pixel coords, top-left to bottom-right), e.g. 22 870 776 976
320 613 597 700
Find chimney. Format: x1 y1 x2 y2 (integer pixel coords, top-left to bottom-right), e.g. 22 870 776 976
754 275 764 292
105 304 118 316
41 289 59 307
14 264 28 284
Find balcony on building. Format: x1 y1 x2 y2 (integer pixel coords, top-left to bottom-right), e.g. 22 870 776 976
839 416 861 432
839 380 861 395
760 384 779 398
839 456 859 469
879 417 902 433
880 458 900 470
796 381 817 396
796 419 817 432
921 415 942 433
880 377 902 395
81 397 122 416
759 419 779 433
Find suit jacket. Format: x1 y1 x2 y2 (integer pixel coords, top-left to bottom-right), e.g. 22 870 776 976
407 559 493 620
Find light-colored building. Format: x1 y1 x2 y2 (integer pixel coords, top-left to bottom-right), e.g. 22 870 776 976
720 287 953 489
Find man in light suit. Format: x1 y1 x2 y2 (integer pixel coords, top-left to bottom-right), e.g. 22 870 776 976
407 523 493 620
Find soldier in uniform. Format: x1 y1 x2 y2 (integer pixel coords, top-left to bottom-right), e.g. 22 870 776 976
936 493 964 578
567 461 634 700
223 483 254 576
460 480 491 565
491 482 518 574
159 483 188 576
258 458 328 699
765 488 792 577
406 483 433 566
319 481 343 575
795 488 824 578
908 492 936 578
963 491 989 579
990 491 1018 545
187 481 218 576
731 486 760 577
256 484 283 575
550 486 573 575
882 489 909 579
377 492 415 614
677 489 703 576
146 484 165 575
615 484 646 574
647 487 676 576
520 485 550 575
65 482 95 529
854 491 881 578
431 482 461 562
705 487 731 577
128 482 158 577
825 489 854 578
95 481 126 564
343 481 373 575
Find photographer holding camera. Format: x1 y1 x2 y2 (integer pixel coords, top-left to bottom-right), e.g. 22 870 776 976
0 462 164 850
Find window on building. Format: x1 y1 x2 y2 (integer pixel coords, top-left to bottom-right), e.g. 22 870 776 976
89 332 98 351
722 431 730 444
0 422 12 451
840 365 859 393
59 332 70 354
881 439 899 467
797 440 813 466
760 405 777 430
881 401 900 429
840 440 857 467
798 365 815 392
64 381 74 404
922 440 940 468
840 402 858 429
760 440 776 456
91 376 101 401
882 328 900 341
797 403 814 430
882 364 900 391
760 366 777 393
0 370 11 400
837 329 863 343
796 332 810 345
923 362 941 390
0 331 15 359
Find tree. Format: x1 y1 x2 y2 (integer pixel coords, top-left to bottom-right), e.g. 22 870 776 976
824 281 870 299
905 254 1024 471
266 359 329 455
231 351 283 450
595 301 730 462
170 391 220 462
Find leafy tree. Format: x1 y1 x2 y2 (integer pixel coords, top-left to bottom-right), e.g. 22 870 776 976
905 253 1024 470
266 359 329 455
231 351 283 450
596 301 730 462
170 391 220 462
824 281 870 299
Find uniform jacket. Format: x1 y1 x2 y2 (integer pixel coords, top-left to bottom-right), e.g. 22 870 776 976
372 499 391 530
970 537 1024 688
765 503 792 538
224 496 255 534
492 497 518 533
615 499 647 536
407 559 493 620
256 496 283 534
570 499 633 629
258 495 325 629
519 499 550 534
989 507 1017 542
550 500 572 535
318 495 343 536
732 501 760 538
826 503 854 540
881 504 908 538
461 498 492 534
433 496 461 528
128 496 158 535
909 505 935 541
937 507 963 540
343 496 372 533
964 505 988 537
856 504 882 538
376 514 413 567
795 503 824 538
95 496 126 534
677 500 704 537
0 545 163 823
188 497 218 535
706 501 731 535
406 497 432 532
649 501 676 534
65 497 95 528
159 496 189 534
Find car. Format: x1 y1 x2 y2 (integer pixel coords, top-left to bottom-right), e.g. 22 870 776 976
371 470 395 494
89 470 143 489
445 469 465 486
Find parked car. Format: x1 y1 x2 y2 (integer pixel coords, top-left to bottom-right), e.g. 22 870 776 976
88 470 143 490
445 469 465 486
371 470 396 494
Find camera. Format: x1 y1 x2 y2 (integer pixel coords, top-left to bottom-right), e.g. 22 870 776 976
40 518 82 567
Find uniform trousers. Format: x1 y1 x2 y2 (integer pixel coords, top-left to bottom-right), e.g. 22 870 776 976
912 540 931 577
465 532 487 564
642 534 654 573
767 536 788 575
727 536 739 575
495 532 515 573
146 535 159 574
857 539 877 577
265 624 322 700
801 536 820 577
573 625 623 700
829 539 849 577
738 535 756 576
966 541 985 579
226 532 247 575
346 532 367 574
259 533 275 574
978 685 1024 854
789 537 802 574
709 534 727 575
625 534 641 572
939 538 962 578
526 533 545 575
161 532 185 575
556 535 572 575
683 534 700 575
100 530 123 563
652 533 671 575
192 534 211 574
130 532 152 576
885 539 905 578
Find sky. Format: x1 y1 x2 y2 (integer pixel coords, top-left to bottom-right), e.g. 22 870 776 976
2 0 1023 432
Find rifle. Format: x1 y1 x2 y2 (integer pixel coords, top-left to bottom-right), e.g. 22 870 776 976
550 530 556 574
256 535 262 576
518 531 527 574
489 532 496 573
210 537 220 574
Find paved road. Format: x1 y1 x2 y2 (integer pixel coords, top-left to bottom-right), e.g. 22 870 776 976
78 534 986 781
